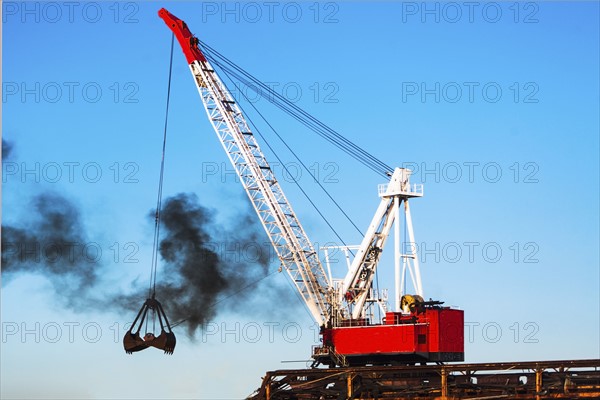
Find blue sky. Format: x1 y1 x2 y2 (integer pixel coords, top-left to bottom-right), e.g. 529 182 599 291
2 1 599 398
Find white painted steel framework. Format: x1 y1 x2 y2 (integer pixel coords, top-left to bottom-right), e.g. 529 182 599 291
188 60 331 326
339 168 424 319
177 37 425 328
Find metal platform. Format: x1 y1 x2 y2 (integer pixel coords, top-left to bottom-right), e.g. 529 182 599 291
248 359 600 400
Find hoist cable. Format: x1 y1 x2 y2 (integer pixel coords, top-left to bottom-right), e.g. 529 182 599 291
221 72 352 249
199 41 393 177
217 67 364 237
207 56 388 177
211 60 386 178
149 32 175 302
199 42 386 171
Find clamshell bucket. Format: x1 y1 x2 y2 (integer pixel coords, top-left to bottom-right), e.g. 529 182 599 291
123 297 176 355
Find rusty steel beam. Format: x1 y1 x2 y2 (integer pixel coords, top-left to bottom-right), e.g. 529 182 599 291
247 359 600 400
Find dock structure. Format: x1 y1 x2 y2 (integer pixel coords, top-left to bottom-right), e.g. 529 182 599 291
248 359 600 399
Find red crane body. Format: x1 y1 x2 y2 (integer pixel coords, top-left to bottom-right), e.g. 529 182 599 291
320 309 464 365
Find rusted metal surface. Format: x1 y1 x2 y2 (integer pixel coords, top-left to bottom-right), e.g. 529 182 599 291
248 359 600 400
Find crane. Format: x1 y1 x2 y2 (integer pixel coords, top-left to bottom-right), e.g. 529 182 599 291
159 8 464 367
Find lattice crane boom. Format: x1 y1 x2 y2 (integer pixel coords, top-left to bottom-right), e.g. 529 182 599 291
159 8 330 326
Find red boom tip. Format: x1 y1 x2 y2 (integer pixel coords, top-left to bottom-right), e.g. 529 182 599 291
158 8 206 64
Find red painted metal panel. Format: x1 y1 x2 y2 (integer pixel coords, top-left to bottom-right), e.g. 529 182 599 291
426 309 441 353
331 324 422 355
329 308 464 357
438 308 464 353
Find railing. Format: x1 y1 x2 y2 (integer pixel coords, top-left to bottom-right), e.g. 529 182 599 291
378 183 424 197
312 345 349 367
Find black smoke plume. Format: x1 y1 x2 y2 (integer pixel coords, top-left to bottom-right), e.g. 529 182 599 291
2 139 14 160
2 172 288 338
118 193 273 337
1 193 99 307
